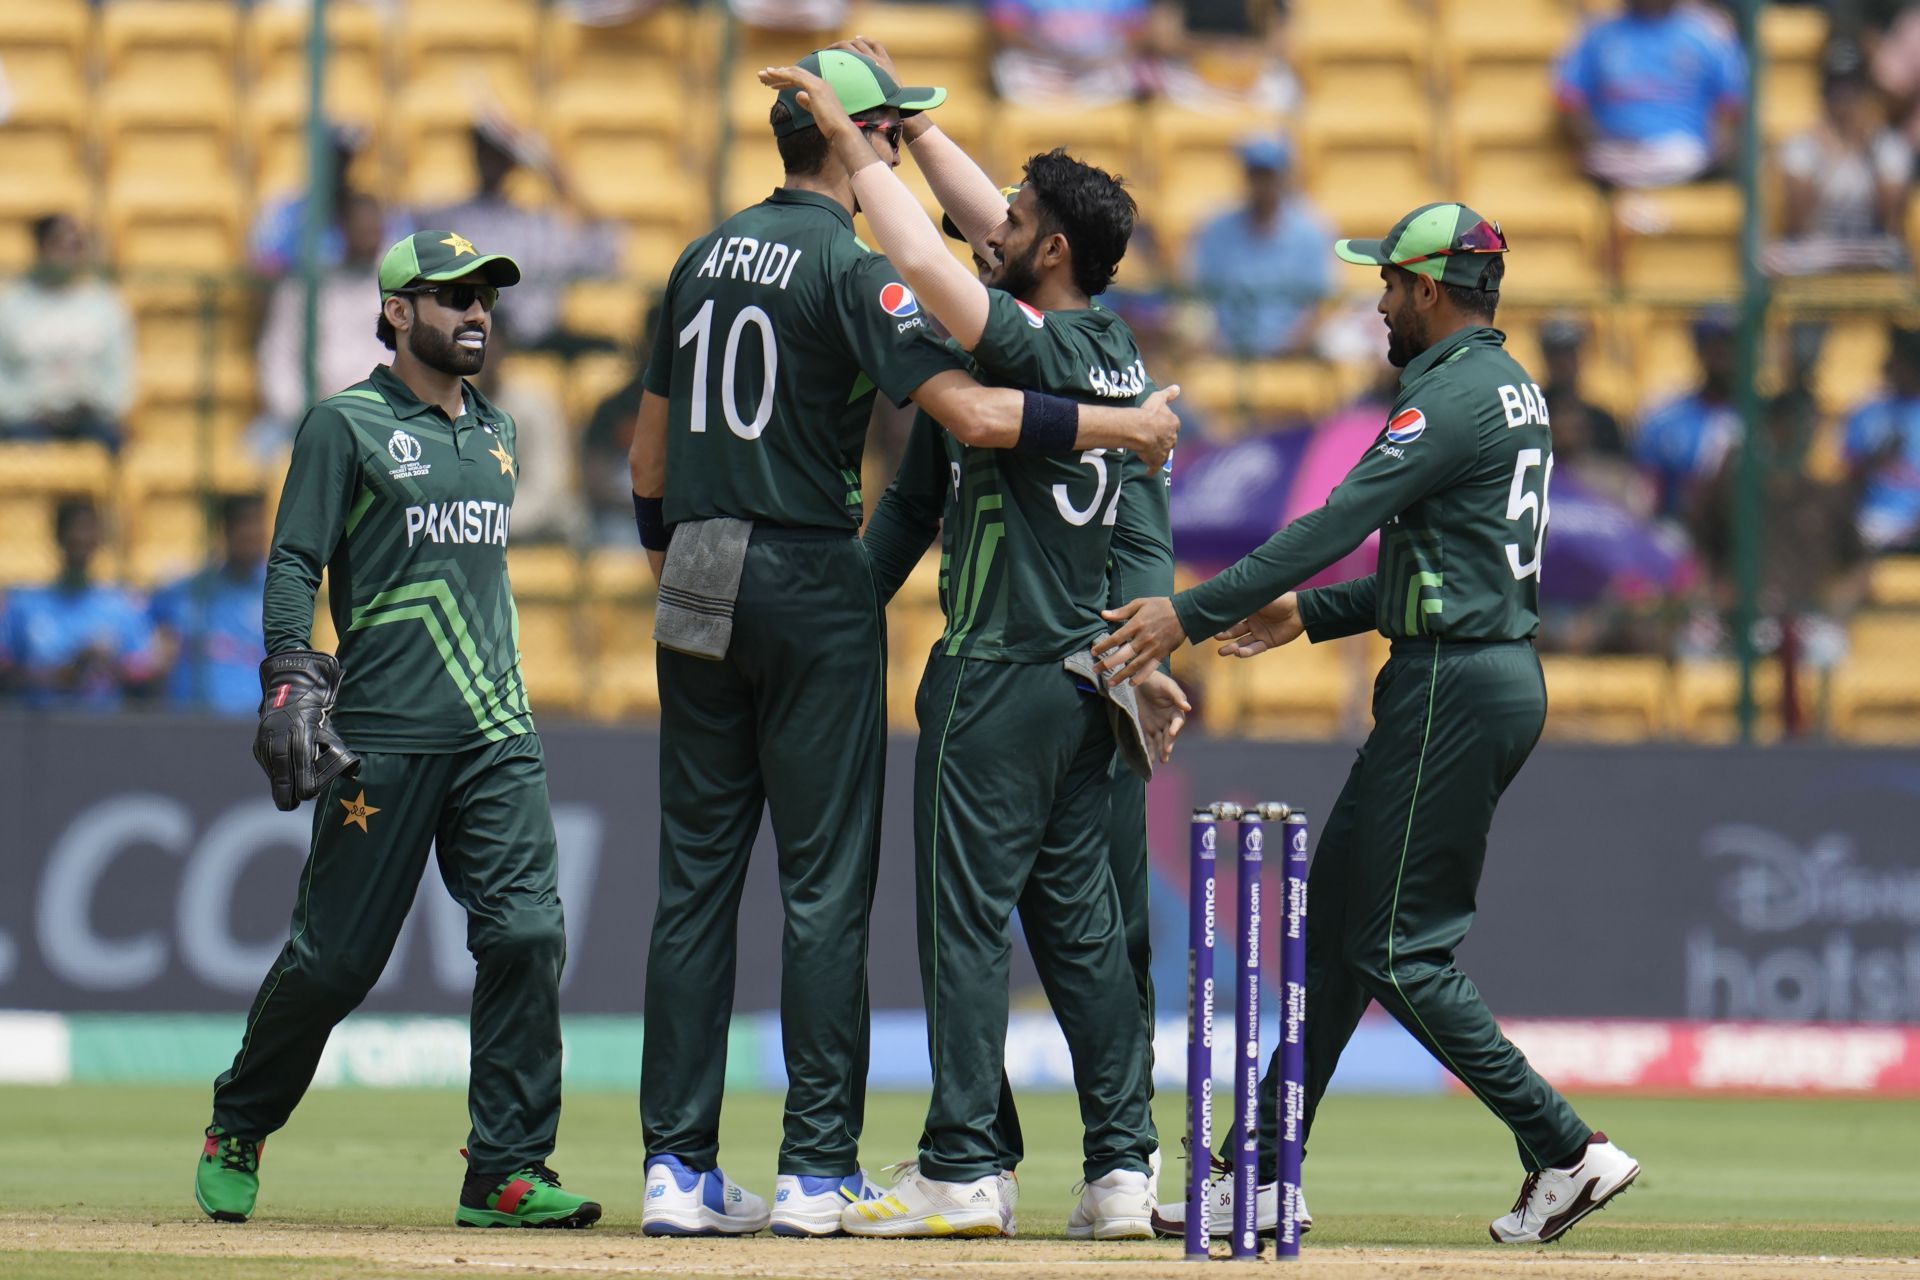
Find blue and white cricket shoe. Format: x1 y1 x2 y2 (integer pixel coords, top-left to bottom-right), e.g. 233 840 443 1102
769 1169 885 1237
640 1155 770 1236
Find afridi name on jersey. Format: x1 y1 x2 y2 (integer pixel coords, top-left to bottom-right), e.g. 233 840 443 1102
903 292 1158 662
263 364 533 752
1173 325 1554 645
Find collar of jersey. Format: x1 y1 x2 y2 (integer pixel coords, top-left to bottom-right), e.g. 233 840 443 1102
768 187 854 230
1399 324 1502 389
368 363 501 425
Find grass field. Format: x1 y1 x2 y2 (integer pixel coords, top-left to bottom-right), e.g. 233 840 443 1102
3 1085 1916 1278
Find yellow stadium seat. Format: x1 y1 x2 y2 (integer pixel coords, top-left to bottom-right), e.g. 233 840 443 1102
124 491 213 588
516 600 586 716
586 546 654 601
1614 183 1743 302
1672 659 1793 743
0 122 88 222
0 0 90 79
623 221 698 289
121 439 267 498
1540 655 1670 741
1830 614 1920 741
122 279 256 408
105 177 246 273
247 76 389 203
0 493 60 587
1217 633 1369 741
722 149 787 219
1808 317 1890 417
1628 307 1719 408
99 0 240 87
992 105 1146 190
561 280 652 351
887 602 949 729
508 545 583 600
396 1 538 100
246 0 383 90
1291 6 1431 119
1440 8 1572 135
592 646 661 720
564 352 639 428
1478 188 1607 300
846 3 986 60
1869 557 1920 608
0 442 114 497
126 400 252 454
543 3 692 87
1181 357 1339 425
99 78 238 185
1759 0 1828 140
544 85 690 224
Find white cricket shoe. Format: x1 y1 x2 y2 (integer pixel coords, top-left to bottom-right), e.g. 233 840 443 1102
840 1164 1003 1238
641 1155 770 1236
769 1170 885 1237
1149 1167 1310 1237
1489 1133 1640 1244
998 1169 1018 1237
1066 1168 1156 1240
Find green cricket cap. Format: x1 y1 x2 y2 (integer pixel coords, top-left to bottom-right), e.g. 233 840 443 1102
773 48 946 137
941 185 1021 241
1334 202 1508 290
378 230 522 297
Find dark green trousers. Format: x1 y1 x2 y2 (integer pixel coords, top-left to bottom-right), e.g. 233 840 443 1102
991 760 1155 1172
644 530 885 1176
211 735 566 1174
1250 639 1591 1179
914 652 1154 1183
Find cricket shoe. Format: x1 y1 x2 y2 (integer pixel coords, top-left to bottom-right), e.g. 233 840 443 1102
770 1170 885 1237
1066 1168 1156 1240
642 1154 770 1236
1489 1133 1639 1244
840 1164 1004 1237
457 1157 602 1229
1149 1152 1311 1238
999 1169 1019 1237
194 1127 263 1223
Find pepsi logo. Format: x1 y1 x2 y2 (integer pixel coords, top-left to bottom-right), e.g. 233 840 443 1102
1386 407 1426 444
879 282 919 317
1015 299 1046 329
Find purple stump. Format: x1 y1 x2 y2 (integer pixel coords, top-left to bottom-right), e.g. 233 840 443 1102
1231 814 1264 1259
1185 809 1217 1261
1278 809 1310 1260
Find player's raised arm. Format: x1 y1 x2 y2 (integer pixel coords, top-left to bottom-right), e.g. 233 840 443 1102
759 63 994 350
905 369 1181 467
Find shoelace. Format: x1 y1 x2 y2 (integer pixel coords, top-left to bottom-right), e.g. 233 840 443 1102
879 1159 920 1185
517 1162 563 1189
1509 1170 1541 1217
213 1137 257 1175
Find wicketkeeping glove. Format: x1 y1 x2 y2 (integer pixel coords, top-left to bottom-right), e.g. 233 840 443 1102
253 650 360 811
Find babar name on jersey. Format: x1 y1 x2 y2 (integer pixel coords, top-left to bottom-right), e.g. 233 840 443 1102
1497 382 1551 428
404 499 512 547
1088 358 1148 400
694 235 804 290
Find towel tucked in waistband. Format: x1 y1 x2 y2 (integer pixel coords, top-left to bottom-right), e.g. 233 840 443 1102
653 516 754 660
1062 646 1154 782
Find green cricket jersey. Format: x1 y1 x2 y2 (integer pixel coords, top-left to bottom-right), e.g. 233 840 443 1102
263 364 532 752
1172 325 1553 644
865 291 1162 662
642 188 968 530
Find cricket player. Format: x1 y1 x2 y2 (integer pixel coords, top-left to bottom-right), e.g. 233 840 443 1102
1096 204 1641 1245
630 48 1181 1238
194 232 601 1230
758 59 1179 1240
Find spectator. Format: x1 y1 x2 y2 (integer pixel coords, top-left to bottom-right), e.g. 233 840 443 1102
0 499 158 710
579 298 660 546
1841 324 1920 551
472 318 580 545
1553 0 1747 188
989 0 1152 107
0 215 134 451
248 124 401 278
1634 310 1743 521
1540 315 1650 515
1185 135 1331 359
148 493 268 716
417 121 620 347
1765 42 1912 276
252 192 393 453
1146 0 1299 113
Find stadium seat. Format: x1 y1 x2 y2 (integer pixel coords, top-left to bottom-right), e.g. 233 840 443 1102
1672 659 1792 743
1614 184 1743 302
1810 317 1890 417
104 176 246 273
122 279 257 409
123 490 214 588
507 545 583 600
247 0 384 87
1291 5 1431 119
247 76 388 204
392 81 540 208
545 84 694 225
591 645 661 720
0 0 90 88
99 76 238 185
1539 655 1670 741
0 120 89 238
561 280 652 352
887 602 949 729
1830 612 1920 742
586 546 654 602
0 493 61 588
1213 632 1368 740
0 441 114 498
515 600 586 716
99 1 240 88
1868 557 1920 608
396 1 539 105
1180 357 1339 426
1628 307 1719 409
120 438 266 501
992 105 1145 192
1758 4 1828 141
542 2 693 89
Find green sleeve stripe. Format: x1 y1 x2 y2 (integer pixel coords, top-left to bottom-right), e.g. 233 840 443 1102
330 389 386 405
342 486 375 537
848 372 876 403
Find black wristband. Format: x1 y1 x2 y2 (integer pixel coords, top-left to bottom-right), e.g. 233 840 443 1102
1016 390 1080 453
633 493 669 552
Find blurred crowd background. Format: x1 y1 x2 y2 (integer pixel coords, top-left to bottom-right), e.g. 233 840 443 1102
2 0 1918 744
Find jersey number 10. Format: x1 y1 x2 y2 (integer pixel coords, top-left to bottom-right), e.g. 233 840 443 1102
678 299 777 440
1504 448 1554 580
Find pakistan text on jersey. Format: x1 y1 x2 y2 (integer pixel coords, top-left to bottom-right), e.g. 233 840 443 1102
694 236 804 290
405 500 512 547
1088 359 1148 400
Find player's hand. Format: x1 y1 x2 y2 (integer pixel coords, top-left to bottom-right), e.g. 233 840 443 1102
1132 383 1182 472
1134 668 1192 762
1215 592 1305 658
757 65 856 143
253 651 361 812
832 36 899 81
646 548 665 583
1095 596 1187 686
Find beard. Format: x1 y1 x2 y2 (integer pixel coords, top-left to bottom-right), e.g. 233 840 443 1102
1384 304 1423 368
409 319 486 377
986 239 1045 300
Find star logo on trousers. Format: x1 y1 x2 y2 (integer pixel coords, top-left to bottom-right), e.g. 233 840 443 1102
340 790 381 832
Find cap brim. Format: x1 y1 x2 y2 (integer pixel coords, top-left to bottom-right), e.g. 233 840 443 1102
889 85 946 115
1333 238 1390 266
419 252 522 288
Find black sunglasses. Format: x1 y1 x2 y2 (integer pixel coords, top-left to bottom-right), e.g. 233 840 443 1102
396 282 499 312
853 119 905 148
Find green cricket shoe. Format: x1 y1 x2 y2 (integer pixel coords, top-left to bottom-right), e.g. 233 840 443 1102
456 1158 602 1229
195 1127 263 1223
